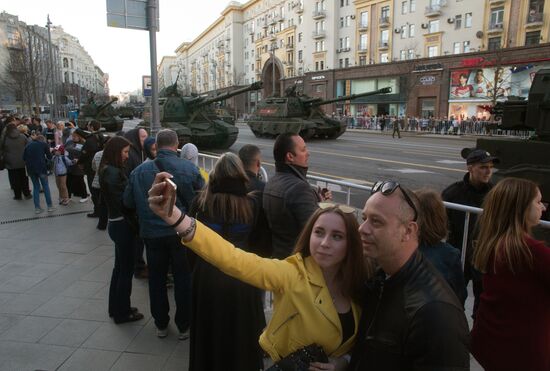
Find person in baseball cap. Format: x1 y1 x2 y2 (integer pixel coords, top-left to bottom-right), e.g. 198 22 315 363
441 147 500 318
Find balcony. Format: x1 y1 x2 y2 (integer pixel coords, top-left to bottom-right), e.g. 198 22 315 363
357 45 368 54
378 41 389 50
424 1 447 17
286 43 294 50
379 16 391 28
358 22 369 32
312 30 326 39
487 22 504 34
256 56 261 62
526 13 544 28
295 6 303 14
337 47 351 53
489 0 506 4
313 10 326 20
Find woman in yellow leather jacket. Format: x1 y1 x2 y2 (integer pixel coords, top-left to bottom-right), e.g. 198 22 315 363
148 172 369 371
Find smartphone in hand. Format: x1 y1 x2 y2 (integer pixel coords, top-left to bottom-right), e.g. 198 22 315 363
164 178 177 217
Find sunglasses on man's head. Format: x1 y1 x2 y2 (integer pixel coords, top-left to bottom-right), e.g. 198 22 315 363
371 180 418 222
318 202 356 214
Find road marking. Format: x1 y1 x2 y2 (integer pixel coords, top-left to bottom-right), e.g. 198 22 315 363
307 149 464 173
437 160 466 164
387 168 435 174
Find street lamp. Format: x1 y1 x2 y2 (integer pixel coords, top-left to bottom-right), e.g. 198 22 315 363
46 15 57 120
270 41 278 96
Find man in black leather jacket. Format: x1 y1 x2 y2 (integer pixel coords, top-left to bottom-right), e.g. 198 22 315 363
263 133 331 258
349 181 470 371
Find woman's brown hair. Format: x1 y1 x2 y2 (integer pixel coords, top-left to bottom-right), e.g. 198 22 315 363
293 206 370 302
99 136 131 171
195 152 253 224
473 177 538 274
415 188 448 245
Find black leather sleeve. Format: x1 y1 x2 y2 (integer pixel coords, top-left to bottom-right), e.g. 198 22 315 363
405 302 470 371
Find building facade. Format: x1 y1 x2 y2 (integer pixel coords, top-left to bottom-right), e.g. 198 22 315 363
157 56 177 91
0 11 62 115
167 0 549 118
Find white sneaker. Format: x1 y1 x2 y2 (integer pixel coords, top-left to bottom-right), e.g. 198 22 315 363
178 329 190 340
157 327 168 338
47 206 56 212
35 208 44 214
79 197 89 203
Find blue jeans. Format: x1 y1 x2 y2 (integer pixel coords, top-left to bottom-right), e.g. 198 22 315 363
108 219 136 320
144 235 192 331
28 173 52 209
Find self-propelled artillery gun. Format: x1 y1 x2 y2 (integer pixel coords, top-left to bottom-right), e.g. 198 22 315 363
147 81 263 149
246 86 392 140
78 97 124 132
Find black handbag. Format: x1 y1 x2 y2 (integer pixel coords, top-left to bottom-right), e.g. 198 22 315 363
266 344 329 371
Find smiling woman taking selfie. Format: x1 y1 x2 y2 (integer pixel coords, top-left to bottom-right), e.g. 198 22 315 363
149 172 368 371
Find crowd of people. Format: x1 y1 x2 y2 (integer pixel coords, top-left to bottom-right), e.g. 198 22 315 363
1 112 548 371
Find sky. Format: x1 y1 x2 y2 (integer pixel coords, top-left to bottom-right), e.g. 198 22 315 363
3 0 236 95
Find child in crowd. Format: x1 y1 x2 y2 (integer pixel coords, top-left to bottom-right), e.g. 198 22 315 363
52 144 74 205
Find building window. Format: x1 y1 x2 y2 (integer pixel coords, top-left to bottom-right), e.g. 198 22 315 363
465 13 472 28
381 6 390 19
340 17 344 28
359 56 367 65
400 49 407 60
428 45 439 57
410 0 416 12
401 25 407 38
453 42 461 54
360 11 368 28
359 34 368 49
408 49 415 59
298 50 303 61
298 15 303 24
402 1 408 14
525 30 541 46
298 32 303 42
381 29 389 43
428 19 440 33
63 58 69 68
339 59 344 68
320 61 324 70
488 36 501 51
409 24 415 37
345 58 350 67
463 40 471 52
490 6 504 27
380 53 389 63
315 62 319 71
455 14 462 29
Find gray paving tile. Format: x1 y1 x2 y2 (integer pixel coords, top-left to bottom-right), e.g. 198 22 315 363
0 262 35 275
0 292 52 315
80 258 114 283
19 262 65 278
0 315 61 343
68 298 110 322
0 293 17 307
39 319 102 347
70 253 111 269
25 250 83 265
81 322 142 352
110 352 167 371
32 296 85 317
90 244 115 257
0 340 74 371
126 320 179 357
0 274 44 293
56 348 121 371
0 314 24 335
163 353 189 371
61 280 105 299
27 265 95 295
57 241 101 254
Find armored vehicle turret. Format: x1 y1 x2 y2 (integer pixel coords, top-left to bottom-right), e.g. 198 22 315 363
78 97 124 132
246 86 392 140
116 106 135 119
147 81 263 149
475 68 550 226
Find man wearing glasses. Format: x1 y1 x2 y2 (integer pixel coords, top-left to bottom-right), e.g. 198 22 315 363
350 180 469 371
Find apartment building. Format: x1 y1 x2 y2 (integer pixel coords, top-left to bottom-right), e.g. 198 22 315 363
168 0 550 118
157 56 177 91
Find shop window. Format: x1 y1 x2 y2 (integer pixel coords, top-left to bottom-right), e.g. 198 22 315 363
420 98 436 118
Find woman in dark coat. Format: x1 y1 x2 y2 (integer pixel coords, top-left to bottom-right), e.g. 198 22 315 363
99 136 144 324
188 152 267 371
65 129 89 201
1 123 31 199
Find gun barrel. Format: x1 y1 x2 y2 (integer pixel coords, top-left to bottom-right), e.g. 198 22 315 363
97 98 118 112
308 87 392 107
194 81 263 108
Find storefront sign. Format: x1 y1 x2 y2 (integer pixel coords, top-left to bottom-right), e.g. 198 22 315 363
419 75 436 85
461 58 485 67
413 63 443 72
311 75 326 80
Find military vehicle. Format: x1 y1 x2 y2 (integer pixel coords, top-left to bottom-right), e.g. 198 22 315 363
475 68 550 226
116 106 135 119
145 81 263 149
246 86 392 140
78 97 123 132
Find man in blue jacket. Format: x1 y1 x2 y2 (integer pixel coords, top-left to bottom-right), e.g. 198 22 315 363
123 129 204 339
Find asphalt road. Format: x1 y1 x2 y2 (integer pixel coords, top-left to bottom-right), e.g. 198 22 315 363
124 119 476 208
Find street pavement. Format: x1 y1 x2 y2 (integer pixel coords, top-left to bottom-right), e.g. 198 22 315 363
0 166 482 370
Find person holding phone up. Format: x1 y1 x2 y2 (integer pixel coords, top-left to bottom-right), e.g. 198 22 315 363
148 171 370 371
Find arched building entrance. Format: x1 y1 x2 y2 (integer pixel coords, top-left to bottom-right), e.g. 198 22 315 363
262 57 283 97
